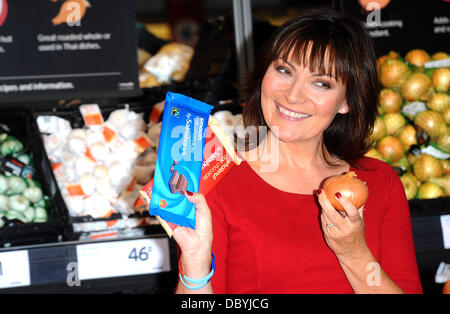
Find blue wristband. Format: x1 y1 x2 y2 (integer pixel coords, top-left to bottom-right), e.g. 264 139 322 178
179 252 216 290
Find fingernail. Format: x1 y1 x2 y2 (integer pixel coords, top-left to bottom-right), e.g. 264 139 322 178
335 192 342 199
185 190 193 196
317 189 322 195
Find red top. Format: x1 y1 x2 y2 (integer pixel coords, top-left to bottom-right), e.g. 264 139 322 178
206 157 423 294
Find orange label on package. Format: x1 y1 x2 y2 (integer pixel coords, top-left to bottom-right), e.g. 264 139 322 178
66 183 85 196
102 125 116 143
133 136 151 152
80 104 104 127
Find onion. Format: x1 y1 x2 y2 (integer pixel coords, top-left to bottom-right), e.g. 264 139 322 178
376 51 399 74
368 116 386 143
380 59 411 88
400 173 419 200
382 113 406 136
432 68 450 93
430 174 450 196
412 153 444 181
379 88 403 113
405 49 430 68
397 125 417 150
322 171 369 212
441 159 450 174
414 110 446 138
437 133 450 153
444 107 450 125
432 52 449 60
427 93 449 113
417 182 444 199
401 72 432 101
376 136 404 163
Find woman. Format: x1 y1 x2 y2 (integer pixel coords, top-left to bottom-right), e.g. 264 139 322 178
173 8 423 294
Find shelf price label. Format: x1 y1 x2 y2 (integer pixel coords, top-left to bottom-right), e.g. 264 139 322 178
76 238 171 281
0 250 31 289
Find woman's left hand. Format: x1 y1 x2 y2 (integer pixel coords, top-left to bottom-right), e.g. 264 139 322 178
317 189 369 263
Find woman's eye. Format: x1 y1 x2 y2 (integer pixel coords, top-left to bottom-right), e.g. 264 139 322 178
275 66 290 75
315 81 331 89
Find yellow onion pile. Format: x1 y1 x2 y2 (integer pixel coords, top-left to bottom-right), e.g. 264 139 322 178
367 48 449 200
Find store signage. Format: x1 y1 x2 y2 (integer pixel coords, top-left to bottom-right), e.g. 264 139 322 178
440 215 450 249
338 0 450 56
0 0 139 102
76 238 171 280
0 250 31 289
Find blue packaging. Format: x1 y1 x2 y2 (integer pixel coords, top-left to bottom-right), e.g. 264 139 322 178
149 92 214 229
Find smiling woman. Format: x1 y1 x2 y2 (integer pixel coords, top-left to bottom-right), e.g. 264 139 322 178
173 8 423 295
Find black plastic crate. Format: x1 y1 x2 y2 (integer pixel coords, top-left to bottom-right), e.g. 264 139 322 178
0 107 68 247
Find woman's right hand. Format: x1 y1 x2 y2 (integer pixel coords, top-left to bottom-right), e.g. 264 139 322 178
173 191 213 282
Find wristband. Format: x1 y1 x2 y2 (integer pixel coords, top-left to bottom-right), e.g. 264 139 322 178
179 252 216 290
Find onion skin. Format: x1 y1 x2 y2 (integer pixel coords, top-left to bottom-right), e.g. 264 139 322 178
368 116 387 143
405 49 430 68
380 59 411 89
379 88 403 113
433 68 450 93
397 125 417 151
413 154 444 181
400 173 419 200
417 182 445 199
401 72 432 101
427 93 449 113
322 171 369 212
432 52 449 60
444 107 450 125
383 113 406 136
376 136 404 163
414 110 446 138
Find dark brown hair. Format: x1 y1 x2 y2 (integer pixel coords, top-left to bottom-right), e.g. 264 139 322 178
241 8 379 167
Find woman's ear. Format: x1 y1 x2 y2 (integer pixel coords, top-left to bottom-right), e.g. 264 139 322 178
338 103 349 114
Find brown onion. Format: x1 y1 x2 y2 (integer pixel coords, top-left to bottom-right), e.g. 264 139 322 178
441 159 450 174
432 52 449 60
322 171 369 212
379 88 403 113
401 72 432 101
437 133 450 153
383 113 406 136
400 173 419 200
405 49 431 68
417 182 445 199
427 93 450 113
444 107 450 125
376 136 404 163
430 174 450 196
414 110 446 138
365 148 384 161
397 125 417 150
413 153 444 181
380 59 411 88
432 68 450 93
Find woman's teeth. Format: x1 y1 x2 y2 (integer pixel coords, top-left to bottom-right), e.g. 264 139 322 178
277 105 310 119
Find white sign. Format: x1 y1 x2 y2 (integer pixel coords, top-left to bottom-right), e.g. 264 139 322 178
440 215 450 250
76 238 171 280
0 250 31 289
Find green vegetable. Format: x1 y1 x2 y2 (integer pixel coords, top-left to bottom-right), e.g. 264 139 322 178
34 197 47 209
17 154 32 165
0 176 7 194
5 210 26 222
23 186 43 203
0 195 8 211
22 207 35 223
0 137 23 156
6 176 27 195
33 207 48 222
8 195 29 212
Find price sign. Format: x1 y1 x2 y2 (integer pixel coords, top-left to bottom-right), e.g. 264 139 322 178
76 238 171 280
0 250 30 289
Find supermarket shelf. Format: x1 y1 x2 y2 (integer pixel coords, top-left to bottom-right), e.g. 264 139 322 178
0 232 178 293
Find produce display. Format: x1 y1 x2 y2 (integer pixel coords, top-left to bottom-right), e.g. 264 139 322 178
38 105 154 223
0 131 48 227
367 49 449 200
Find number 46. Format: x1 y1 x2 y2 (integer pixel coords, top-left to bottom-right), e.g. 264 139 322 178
128 247 152 262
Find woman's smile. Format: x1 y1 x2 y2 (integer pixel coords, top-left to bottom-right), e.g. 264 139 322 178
275 101 311 121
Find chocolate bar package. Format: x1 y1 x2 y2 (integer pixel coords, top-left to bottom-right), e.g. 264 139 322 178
149 92 213 229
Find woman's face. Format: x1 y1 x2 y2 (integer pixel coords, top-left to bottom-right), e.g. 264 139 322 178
261 53 349 145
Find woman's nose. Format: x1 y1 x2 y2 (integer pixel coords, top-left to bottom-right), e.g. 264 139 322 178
285 80 307 104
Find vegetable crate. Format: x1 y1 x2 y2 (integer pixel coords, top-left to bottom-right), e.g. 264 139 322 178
0 107 68 247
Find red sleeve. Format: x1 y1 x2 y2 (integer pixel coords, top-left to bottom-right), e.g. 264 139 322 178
379 165 423 294
207 189 229 294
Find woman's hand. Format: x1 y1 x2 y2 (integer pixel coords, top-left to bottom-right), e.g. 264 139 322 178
173 191 213 281
316 189 369 263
